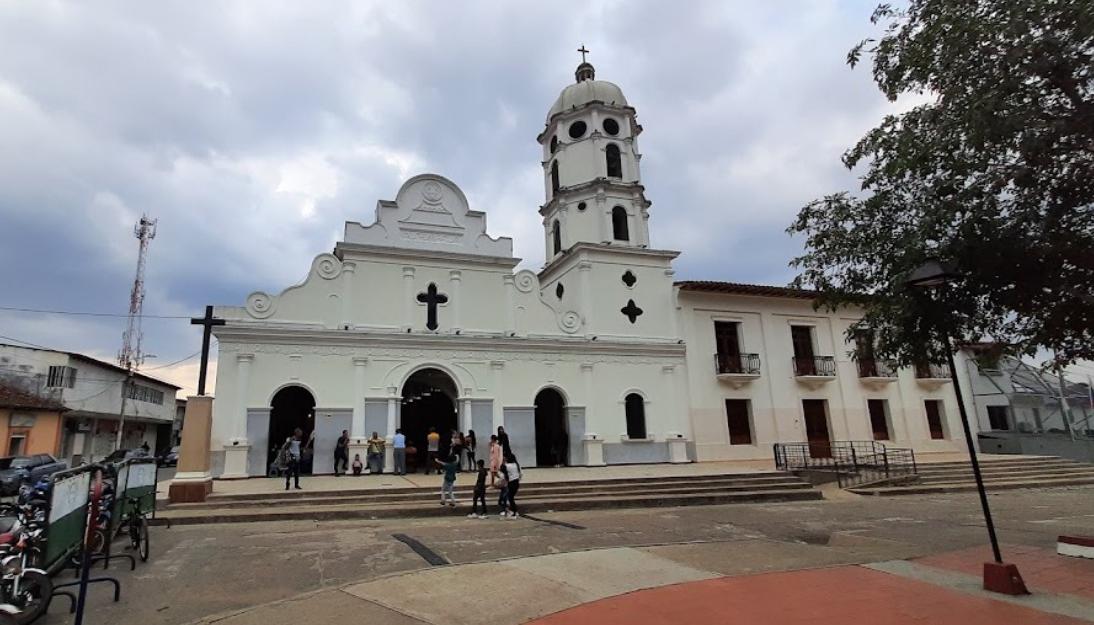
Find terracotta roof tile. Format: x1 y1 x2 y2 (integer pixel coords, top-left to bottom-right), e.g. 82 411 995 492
675 280 818 299
0 383 67 411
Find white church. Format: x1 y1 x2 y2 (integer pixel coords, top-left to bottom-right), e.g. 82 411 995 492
208 60 965 478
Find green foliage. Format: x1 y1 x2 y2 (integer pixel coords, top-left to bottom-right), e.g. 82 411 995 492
788 0 1094 366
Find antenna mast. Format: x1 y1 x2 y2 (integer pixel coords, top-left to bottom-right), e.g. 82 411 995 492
116 214 157 451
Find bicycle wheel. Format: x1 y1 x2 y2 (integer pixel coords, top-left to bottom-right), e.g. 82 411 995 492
135 516 149 562
88 528 107 555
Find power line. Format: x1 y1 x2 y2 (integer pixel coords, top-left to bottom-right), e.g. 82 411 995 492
0 305 190 319
0 333 50 350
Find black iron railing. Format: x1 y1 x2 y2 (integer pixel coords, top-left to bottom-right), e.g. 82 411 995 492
773 440 918 488
715 353 761 375
857 358 897 378
793 355 837 377
915 362 952 379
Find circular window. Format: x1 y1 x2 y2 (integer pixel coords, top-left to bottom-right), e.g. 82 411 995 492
556 283 564 299
577 202 587 211
568 120 587 139
603 118 620 135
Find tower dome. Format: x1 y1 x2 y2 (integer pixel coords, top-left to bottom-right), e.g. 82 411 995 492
546 62 629 122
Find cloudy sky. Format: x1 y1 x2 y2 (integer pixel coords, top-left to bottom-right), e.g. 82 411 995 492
0 0 925 395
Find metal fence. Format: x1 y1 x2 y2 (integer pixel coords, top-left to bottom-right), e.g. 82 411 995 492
773 440 918 488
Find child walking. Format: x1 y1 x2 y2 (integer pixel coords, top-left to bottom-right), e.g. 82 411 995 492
467 459 488 519
436 454 460 507
494 464 510 517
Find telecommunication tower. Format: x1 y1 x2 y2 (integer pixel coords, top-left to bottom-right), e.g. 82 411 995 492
116 214 157 450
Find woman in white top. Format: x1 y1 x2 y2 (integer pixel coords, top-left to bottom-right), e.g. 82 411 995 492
503 454 521 518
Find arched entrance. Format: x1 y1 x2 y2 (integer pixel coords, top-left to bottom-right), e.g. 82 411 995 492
400 368 459 471
268 385 316 475
534 388 568 467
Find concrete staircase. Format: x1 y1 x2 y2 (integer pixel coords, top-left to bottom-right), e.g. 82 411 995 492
849 455 1094 496
155 471 822 525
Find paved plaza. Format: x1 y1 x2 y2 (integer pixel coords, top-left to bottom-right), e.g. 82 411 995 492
48 480 1094 625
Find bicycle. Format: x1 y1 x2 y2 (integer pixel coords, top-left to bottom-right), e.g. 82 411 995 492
115 496 149 563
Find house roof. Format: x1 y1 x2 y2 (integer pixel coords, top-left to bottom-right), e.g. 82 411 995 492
0 382 67 412
675 280 819 300
0 344 181 390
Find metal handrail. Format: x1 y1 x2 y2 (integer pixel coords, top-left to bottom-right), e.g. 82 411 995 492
793 356 837 377
857 358 897 378
915 362 952 379
714 353 761 375
773 440 918 488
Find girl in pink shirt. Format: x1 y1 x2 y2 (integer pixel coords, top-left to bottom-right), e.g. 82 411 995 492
489 435 503 486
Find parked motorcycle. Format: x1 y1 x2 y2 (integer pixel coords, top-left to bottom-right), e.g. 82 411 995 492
0 503 51 624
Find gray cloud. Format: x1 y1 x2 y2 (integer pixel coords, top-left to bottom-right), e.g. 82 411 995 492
0 0 899 393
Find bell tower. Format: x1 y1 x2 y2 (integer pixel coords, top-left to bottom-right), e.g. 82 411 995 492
537 51 651 262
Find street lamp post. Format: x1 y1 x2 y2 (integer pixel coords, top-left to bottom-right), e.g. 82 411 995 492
906 259 1027 595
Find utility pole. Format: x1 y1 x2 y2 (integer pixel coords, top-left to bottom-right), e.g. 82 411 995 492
1053 351 1075 441
117 214 157 451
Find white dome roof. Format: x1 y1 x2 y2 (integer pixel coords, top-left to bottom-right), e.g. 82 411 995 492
547 64 628 121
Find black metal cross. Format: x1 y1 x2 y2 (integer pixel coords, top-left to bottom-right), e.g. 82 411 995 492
190 305 225 396
416 283 448 331
621 299 643 324
578 44 590 63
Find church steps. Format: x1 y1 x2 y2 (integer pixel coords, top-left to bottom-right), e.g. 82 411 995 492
153 487 823 526
914 468 1094 484
168 478 814 511
850 475 1094 496
199 471 796 503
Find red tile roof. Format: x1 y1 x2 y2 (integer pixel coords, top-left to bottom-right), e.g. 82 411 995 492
0 383 67 412
675 280 819 300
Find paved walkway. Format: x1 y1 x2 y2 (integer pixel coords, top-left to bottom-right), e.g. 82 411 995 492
186 541 1094 625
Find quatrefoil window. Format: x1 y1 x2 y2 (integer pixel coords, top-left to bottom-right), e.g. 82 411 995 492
622 271 637 287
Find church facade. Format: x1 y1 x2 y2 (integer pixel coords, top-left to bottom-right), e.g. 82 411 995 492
208 61 964 478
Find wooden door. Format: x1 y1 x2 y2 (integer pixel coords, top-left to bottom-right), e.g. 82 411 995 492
791 326 816 375
802 399 831 457
924 400 946 439
867 399 890 441
724 399 752 445
715 322 742 372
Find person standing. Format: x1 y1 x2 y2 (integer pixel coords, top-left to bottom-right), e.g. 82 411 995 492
450 430 464 472
436 454 459 507
468 459 488 519
488 434 502 486
465 429 477 471
392 428 407 475
425 427 440 474
503 453 522 518
281 428 303 490
366 431 386 474
497 425 512 458
494 462 510 517
334 429 350 476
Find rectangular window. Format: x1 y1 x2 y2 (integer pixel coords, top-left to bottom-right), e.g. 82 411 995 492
126 383 165 405
791 325 815 375
868 399 890 440
986 406 1010 431
924 400 946 439
46 366 76 389
7 435 25 457
725 399 753 445
714 321 742 373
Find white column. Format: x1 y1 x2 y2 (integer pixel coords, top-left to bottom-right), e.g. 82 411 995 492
662 364 689 463
579 261 595 336
402 266 416 331
449 270 462 331
222 353 253 478
503 275 516 335
384 389 397 472
340 262 356 328
386 394 397 438
491 361 505 431
351 357 368 441
461 397 472 434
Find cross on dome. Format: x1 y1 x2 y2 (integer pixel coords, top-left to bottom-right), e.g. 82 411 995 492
577 44 589 63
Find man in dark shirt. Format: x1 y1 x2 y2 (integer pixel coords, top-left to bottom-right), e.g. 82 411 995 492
468 459 488 519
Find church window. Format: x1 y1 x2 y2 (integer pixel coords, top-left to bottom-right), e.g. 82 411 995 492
577 201 587 211
621 299 643 323
568 120 587 139
555 283 564 299
612 206 629 241
550 161 560 195
622 270 637 287
550 135 558 153
603 118 620 135
552 220 562 255
606 143 622 178
625 393 647 439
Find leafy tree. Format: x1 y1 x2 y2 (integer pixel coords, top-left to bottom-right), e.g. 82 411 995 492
788 0 1094 366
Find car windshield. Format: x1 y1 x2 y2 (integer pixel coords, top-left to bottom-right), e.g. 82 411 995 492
0 457 31 470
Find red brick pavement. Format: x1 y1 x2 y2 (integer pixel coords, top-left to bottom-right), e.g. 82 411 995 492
916 544 1094 600
528 565 1090 625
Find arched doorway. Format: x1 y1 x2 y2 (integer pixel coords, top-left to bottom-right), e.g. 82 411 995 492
268 385 316 475
534 388 568 467
400 368 459 471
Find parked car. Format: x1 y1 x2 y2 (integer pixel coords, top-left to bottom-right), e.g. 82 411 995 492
101 448 151 464
157 446 179 467
0 455 67 496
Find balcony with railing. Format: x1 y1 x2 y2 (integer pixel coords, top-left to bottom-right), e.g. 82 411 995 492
857 358 898 388
915 362 952 388
714 353 761 387
792 356 837 387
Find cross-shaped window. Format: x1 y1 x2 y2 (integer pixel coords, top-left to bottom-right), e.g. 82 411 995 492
621 299 643 324
416 283 448 331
